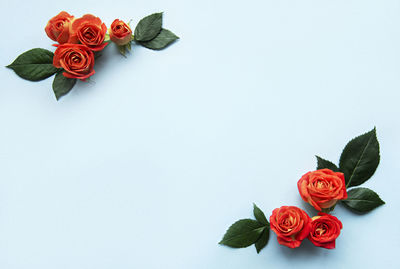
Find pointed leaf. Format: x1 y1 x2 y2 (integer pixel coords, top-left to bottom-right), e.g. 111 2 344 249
339 128 380 187
126 41 132 51
134 12 163 41
316 156 339 172
253 204 269 226
139 28 179 50
7 48 58 81
219 219 265 248
255 227 269 253
117 45 127 56
52 72 76 100
342 187 385 213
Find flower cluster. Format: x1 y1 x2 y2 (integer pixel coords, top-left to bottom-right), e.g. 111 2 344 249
220 128 384 254
46 12 135 81
46 12 109 80
7 11 178 100
270 169 346 249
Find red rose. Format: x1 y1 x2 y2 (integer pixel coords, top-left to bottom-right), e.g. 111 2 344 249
69 14 108 51
53 44 95 80
269 206 311 248
109 19 132 46
308 212 342 249
298 169 347 211
45 11 74 44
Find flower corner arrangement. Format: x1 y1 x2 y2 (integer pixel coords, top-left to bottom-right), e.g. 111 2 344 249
220 128 385 253
6 11 179 100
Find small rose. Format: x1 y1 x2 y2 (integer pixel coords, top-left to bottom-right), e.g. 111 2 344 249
69 14 108 51
45 11 74 44
308 212 342 249
269 206 311 248
298 169 347 211
109 19 132 46
53 44 95 80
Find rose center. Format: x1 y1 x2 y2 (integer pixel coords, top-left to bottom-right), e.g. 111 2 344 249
315 223 328 236
280 215 297 232
70 52 82 64
81 26 100 43
55 21 64 30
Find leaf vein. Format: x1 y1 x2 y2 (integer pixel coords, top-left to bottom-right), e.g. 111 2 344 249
346 132 374 188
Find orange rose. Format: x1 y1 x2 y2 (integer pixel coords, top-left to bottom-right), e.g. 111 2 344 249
45 11 74 44
69 14 108 51
297 169 347 211
53 44 95 80
269 206 311 248
308 212 342 249
109 19 132 46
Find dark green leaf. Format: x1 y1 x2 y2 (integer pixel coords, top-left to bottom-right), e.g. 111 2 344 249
253 204 269 226
342 187 385 213
52 72 76 100
339 128 380 187
219 219 265 248
316 156 340 172
139 28 179 50
255 227 269 253
7 48 58 81
134 12 163 42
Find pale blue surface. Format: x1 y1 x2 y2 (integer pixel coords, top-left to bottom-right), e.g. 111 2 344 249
0 0 400 268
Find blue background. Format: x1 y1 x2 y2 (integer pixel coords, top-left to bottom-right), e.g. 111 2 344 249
1 0 399 268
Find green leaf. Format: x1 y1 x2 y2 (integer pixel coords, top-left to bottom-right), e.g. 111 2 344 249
253 204 269 226
339 128 380 187
316 156 340 172
254 227 269 253
219 219 265 248
7 48 58 81
52 72 77 100
342 187 385 213
134 12 163 42
139 28 179 50
117 45 127 57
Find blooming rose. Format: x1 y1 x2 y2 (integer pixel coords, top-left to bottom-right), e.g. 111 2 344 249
69 14 108 51
45 11 74 44
298 169 347 211
269 206 311 248
53 44 95 80
308 212 342 249
109 19 132 46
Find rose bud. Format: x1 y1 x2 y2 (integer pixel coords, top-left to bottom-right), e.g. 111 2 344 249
269 206 311 248
53 44 95 80
45 11 74 44
308 212 343 249
298 169 347 211
109 19 132 46
69 14 108 51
